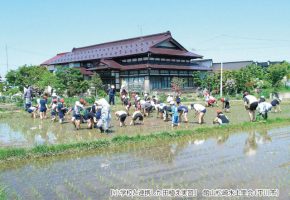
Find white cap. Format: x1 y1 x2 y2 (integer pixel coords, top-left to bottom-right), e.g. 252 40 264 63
137 97 141 101
75 101 81 106
169 101 175 105
111 85 115 89
144 93 148 97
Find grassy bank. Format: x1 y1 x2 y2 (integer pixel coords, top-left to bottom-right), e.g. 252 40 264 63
0 186 7 200
0 117 289 162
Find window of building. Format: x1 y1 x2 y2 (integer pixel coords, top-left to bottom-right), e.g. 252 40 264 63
161 58 166 62
149 57 154 61
181 60 186 63
186 60 190 63
176 59 181 62
179 71 187 75
155 58 161 61
139 70 148 75
138 58 142 62
188 77 194 87
160 70 169 74
132 58 137 62
166 58 170 62
150 70 159 75
120 71 128 76
170 70 178 75
143 57 149 61
126 59 132 62
129 70 138 75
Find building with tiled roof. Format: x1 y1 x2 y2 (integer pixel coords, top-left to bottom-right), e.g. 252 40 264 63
42 31 212 91
212 60 285 72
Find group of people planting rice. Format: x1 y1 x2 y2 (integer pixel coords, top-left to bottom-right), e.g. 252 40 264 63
23 85 283 132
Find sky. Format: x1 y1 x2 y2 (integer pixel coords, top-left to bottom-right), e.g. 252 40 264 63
1 0 290 77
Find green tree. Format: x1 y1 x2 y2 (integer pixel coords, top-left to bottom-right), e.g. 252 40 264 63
171 77 185 94
55 66 89 96
266 62 288 87
89 73 104 96
5 65 57 92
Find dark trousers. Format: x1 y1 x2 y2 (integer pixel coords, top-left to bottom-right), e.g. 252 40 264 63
109 95 115 105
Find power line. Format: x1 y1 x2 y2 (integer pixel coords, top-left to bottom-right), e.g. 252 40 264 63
8 46 52 57
222 34 290 42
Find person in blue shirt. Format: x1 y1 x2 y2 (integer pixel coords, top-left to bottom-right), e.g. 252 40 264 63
108 85 116 105
176 95 181 106
39 95 48 120
178 105 188 123
170 101 179 127
57 98 67 124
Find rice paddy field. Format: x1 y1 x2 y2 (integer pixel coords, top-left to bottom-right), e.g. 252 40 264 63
0 101 290 199
0 101 290 148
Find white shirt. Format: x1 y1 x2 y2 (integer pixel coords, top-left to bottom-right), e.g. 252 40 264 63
132 111 142 118
29 106 37 111
116 111 127 116
244 95 258 104
257 102 272 113
96 98 110 108
166 96 173 103
193 104 206 112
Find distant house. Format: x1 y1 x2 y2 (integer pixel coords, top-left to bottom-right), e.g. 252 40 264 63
41 31 212 92
213 60 285 71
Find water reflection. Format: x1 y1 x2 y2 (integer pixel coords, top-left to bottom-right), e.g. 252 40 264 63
0 124 27 146
244 130 272 156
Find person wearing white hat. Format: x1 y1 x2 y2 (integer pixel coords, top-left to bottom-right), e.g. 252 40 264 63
71 101 84 130
108 85 116 105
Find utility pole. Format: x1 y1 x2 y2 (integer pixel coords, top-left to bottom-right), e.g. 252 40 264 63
220 61 223 97
5 45 9 74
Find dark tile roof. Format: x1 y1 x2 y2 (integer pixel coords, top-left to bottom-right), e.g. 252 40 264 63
42 31 203 65
41 52 68 65
212 61 254 71
86 61 211 72
149 47 201 58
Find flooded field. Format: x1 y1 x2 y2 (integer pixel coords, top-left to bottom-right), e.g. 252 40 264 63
0 126 289 199
1 103 290 148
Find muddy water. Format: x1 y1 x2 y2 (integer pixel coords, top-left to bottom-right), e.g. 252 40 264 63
1 103 290 147
0 126 289 199
0 111 189 147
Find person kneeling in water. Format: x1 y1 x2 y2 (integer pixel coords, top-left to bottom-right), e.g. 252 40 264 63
115 110 128 127
213 110 229 125
27 105 39 118
130 110 144 125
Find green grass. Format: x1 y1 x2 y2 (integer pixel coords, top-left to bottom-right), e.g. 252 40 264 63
0 185 7 200
0 117 289 162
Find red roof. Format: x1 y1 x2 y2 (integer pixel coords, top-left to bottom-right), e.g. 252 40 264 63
42 31 203 65
79 67 93 75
